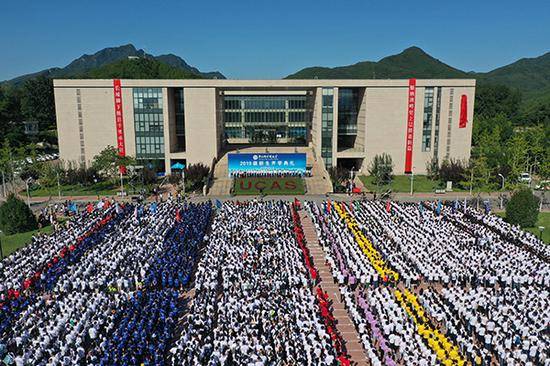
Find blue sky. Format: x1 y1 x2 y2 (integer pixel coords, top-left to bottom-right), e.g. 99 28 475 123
1 0 549 80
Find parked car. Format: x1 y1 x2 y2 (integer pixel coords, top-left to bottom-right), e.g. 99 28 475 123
519 172 532 184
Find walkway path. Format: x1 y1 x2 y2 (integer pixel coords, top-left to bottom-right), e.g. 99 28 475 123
299 210 369 366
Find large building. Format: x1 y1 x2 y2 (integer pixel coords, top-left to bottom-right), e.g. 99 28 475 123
53 79 475 177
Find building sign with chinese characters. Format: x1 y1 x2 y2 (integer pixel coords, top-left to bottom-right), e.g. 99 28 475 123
404 78 416 174
228 153 306 177
113 79 126 173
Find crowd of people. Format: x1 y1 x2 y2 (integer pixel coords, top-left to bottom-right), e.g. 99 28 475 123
0 194 548 365
305 199 549 365
169 201 340 365
0 198 212 365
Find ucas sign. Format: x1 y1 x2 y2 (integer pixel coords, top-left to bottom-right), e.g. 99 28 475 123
239 180 297 191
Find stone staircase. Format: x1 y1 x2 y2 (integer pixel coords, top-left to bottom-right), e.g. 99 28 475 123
305 154 333 195
208 154 233 196
299 210 369 365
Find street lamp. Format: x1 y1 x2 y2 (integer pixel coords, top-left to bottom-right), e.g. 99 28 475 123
57 170 61 200
498 174 505 191
93 176 99 199
25 178 33 208
409 171 415 196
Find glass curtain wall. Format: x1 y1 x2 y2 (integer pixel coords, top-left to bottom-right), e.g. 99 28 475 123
321 88 334 168
174 88 185 152
337 88 359 135
133 88 165 161
421 87 434 152
337 88 360 149
223 95 309 144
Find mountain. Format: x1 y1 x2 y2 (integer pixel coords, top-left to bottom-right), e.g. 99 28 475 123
287 47 468 80
476 51 550 98
155 54 224 79
3 44 225 85
286 46 550 101
84 58 203 79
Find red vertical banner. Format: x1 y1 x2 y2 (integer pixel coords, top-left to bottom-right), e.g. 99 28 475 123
113 79 126 174
404 78 416 174
459 94 468 128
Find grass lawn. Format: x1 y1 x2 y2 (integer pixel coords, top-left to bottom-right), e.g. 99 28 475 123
233 177 305 195
1 225 54 257
496 211 550 243
28 180 150 197
359 175 452 193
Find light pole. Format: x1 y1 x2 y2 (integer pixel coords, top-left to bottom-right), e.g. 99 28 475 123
409 171 414 196
350 166 355 195
25 178 33 208
57 170 61 200
469 169 474 195
119 169 124 196
498 174 505 191
0 229 4 260
182 169 185 195
93 176 99 199
1 171 6 197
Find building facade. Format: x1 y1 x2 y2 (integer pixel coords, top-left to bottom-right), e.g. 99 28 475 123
53 79 475 175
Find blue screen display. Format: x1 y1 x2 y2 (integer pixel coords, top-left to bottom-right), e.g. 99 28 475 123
228 153 306 177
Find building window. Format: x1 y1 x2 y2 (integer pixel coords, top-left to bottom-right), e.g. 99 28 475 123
133 88 164 160
446 88 454 159
174 88 185 151
421 87 434 152
433 87 442 160
223 95 311 144
321 88 334 168
337 88 359 136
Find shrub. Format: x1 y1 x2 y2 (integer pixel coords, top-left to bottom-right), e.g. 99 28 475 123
368 153 393 185
439 159 467 185
19 164 40 181
183 164 209 192
167 174 181 185
505 188 540 228
39 163 60 187
0 194 38 235
142 167 158 185
426 157 439 180
328 167 350 193
61 163 99 186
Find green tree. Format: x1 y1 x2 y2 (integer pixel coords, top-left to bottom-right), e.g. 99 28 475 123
0 194 38 235
439 158 467 186
474 84 522 121
0 86 25 146
472 114 513 147
505 188 540 228
466 155 491 191
368 153 394 185
20 76 56 130
39 163 62 188
523 125 545 176
506 133 528 183
91 146 135 181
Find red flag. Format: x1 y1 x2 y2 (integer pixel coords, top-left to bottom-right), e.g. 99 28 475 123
459 95 468 128
175 209 181 222
327 199 331 214
386 200 391 213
